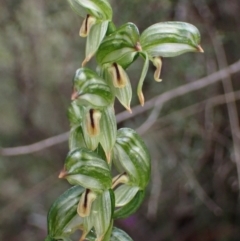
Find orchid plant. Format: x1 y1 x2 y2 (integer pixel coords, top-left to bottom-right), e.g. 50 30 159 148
45 1 203 241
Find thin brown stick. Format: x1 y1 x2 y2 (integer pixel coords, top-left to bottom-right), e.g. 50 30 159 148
1 60 240 157
117 59 240 122
150 90 240 133
0 132 69 156
194 0 240 192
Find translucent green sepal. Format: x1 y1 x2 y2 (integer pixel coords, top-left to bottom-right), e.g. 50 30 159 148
104 65 132 112
85 226 133 241
96 23 140 68
114 185 139 207
140 21 203 58
60 148 112 192
72 68 114 108
110 227 133 241
113 190 145 219
83 20 110 66
69 126 86 151
99 106 117 163
46 186 85 240
81 190 115 241
67 0 112 20
113 128 151 189
68 102 84 127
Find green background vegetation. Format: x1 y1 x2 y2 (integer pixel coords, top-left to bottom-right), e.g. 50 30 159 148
1 0 240 240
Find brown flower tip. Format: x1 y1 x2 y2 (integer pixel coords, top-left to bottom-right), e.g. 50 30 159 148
138 91 145 106
135 41 142 51
126 105 132 113
79 232 87 241
82 54 92 67
106 152 111 164
71 89 79 100
58 168 68 178
197 45 204 53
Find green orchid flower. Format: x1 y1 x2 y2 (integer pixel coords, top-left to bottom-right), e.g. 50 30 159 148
67 0 113 65
97 21 203 106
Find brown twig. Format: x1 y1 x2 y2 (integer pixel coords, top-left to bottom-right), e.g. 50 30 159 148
0 132 69 156
1 60 240 157
194 0 240 193
151 90 240 134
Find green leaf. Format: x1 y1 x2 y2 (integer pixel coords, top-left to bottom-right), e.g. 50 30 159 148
61 148 112 192
82 190 114 241
96 23 140 68
47 186 85 240
99 106 117 163
83 20 109 66
72 68 114 108
114 185 139 207
113 128 151 189
140 21 203 58
67 0 112 20
114 190 145 219
110 227 133 241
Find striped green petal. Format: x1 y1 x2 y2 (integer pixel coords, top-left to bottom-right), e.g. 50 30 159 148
68 102 84 127
96 23 140 68
82 190 114 241
113 128 151 189
84 226 133 241
46 186 85 240
140 21 203 57
104 65 132 112
69 126 86 151
83 20 110 66
72 68 114 108
67 0 112 20
110 227 133 241
113 190 145 219
60 148 112 192
99 106 117 163
114 185 139 207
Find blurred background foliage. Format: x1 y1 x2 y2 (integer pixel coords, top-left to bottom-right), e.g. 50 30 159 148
1 0 240 240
